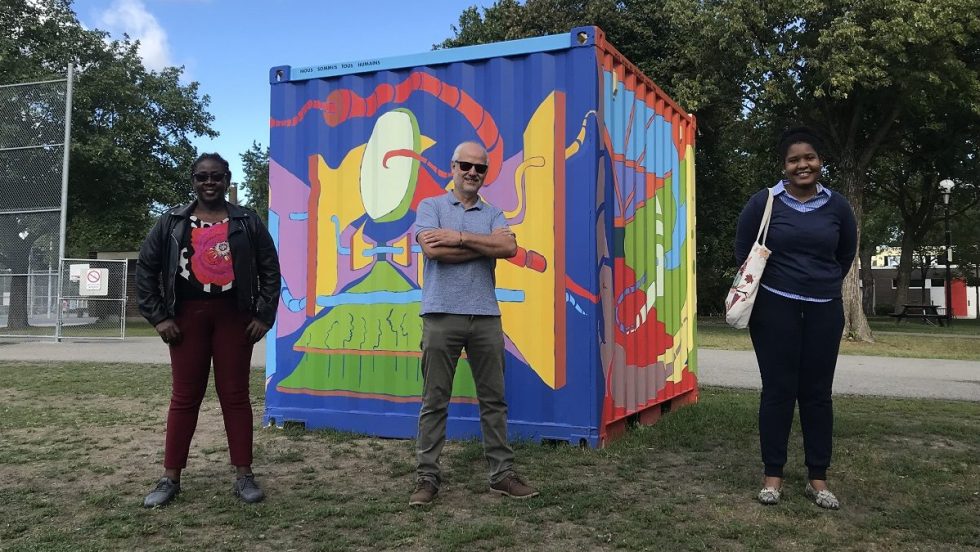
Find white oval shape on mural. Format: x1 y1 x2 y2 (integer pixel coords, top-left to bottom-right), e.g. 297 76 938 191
359 109 420 222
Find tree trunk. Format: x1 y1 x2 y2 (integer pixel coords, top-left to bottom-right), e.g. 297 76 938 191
842 261 873 341
840 167 874 342
5 253 31 329
893 234 917 312
918 255 931 304
859 240 875 316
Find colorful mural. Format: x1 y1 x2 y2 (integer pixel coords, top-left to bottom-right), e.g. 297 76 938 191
597 54 699 426
266 27 697 446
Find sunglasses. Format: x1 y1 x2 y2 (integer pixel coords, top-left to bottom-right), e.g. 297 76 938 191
454 161 488 174
192 172 227 183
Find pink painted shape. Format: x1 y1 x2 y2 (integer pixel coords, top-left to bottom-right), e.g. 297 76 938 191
270 160 309 337
479 152 522 216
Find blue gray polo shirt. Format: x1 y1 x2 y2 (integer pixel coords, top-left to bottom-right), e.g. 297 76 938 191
414 191 508 316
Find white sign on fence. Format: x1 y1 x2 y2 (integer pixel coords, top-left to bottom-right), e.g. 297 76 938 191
79 268 109 296
69 263 89 282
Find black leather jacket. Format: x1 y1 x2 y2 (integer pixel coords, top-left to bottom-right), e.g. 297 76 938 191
136 201 281 327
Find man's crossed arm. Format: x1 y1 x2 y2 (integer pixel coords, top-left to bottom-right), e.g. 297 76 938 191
416 227 517 263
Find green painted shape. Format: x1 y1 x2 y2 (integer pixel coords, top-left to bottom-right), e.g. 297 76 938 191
678 156 691 306
288 262 478 398
623 195 660 289
278 353 477 399
654 172 684 334
689 322 699 375
623 169 689 335
294 263 420 352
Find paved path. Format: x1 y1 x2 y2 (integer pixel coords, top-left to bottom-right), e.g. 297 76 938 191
698 348 980 401
875 330 980 339
2 338 978 402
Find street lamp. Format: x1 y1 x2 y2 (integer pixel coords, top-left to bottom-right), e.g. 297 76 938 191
939 179 955 324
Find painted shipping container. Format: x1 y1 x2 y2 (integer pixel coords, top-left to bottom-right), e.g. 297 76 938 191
265 26 698 447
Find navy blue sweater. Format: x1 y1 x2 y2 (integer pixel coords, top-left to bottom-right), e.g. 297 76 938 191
734 188 857 299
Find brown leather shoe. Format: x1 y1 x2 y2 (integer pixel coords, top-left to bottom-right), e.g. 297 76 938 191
409 480 438 507
489 473 539 499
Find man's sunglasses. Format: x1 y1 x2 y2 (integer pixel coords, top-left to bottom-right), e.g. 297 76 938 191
192 172 228 183
454 161 488 174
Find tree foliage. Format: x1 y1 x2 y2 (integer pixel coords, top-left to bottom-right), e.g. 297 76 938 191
0 0 215 328
439 0 758 314
692 0 980 338
238 142 270 224
1 0 215 255
442 0 980 339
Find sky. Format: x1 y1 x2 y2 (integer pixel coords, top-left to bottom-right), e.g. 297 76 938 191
70 0 497 185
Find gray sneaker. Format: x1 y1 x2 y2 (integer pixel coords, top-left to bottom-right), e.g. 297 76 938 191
143 477 180 508
233 474 265 503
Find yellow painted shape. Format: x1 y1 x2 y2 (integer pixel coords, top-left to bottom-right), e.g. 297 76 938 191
667 313 689 382
505 157 545 218
392 234 411 267
667 145 697 383
350 222 372 271
314 145 368 311
416 134 437 286
685 145 697 370
564 110 596 159
498 92 557 388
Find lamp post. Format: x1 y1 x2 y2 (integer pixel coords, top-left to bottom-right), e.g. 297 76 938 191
939 179 955 324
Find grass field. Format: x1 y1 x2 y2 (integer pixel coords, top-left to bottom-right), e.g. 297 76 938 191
698 317 980 361
1 361 977 551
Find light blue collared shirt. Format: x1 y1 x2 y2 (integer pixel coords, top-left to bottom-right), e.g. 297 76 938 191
761 181 834 303
414 191 509 315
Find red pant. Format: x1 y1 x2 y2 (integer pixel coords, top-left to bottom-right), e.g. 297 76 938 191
164 296 254 469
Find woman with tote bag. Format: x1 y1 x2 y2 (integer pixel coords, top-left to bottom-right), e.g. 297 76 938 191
733 127 857 510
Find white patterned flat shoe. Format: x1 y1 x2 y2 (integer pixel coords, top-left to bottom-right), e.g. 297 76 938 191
805 483 840 510
758 486 782 505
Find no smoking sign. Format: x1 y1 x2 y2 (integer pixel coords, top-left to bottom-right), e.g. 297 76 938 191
79 268 109 296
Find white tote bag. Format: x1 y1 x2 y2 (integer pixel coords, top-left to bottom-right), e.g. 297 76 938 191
725 188 774 329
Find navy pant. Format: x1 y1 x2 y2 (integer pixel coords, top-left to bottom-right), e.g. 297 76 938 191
749 287 844 480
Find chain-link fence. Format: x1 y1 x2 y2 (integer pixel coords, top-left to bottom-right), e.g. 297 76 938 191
0 71 73 339
0 238 59 337
57 259 128 339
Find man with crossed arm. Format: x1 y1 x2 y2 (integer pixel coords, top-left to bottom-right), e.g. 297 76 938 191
409 141 539 507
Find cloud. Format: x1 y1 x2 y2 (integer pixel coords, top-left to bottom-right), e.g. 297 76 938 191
96 0 173 71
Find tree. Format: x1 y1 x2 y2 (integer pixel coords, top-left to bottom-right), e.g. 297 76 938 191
869 127 979 314
442 0 980 333
675 0 980 340
239 142 269 224
0 0 215 329
439 0 760 314
441 0 629 50
858 198 900 315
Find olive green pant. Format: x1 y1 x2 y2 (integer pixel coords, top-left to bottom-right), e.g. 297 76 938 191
416 314 514 488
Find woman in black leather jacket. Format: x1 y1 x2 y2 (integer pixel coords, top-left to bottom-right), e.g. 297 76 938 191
136 152 280 507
